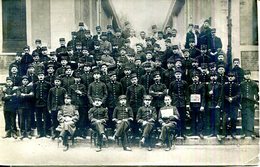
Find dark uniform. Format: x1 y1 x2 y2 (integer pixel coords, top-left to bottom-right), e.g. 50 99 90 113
120 74 132 94
231 63 244 84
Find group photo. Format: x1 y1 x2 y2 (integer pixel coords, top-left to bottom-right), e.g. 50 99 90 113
0 0 258 166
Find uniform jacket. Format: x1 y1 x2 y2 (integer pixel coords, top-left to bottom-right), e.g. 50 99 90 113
168 80 188 107
88 80 108 104
47 86 67 111
34 80 51 107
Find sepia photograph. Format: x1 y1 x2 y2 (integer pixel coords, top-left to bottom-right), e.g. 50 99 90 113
0 0 259 166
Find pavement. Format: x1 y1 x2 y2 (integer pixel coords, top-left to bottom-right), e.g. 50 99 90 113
0 109 259 166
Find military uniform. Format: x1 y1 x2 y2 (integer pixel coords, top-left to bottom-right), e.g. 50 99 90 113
140 71 154 93
88 80 108 105
231 65 244 84
120 74 132 94
61 74 75 91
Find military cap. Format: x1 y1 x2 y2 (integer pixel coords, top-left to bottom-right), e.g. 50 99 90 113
146 50 153 55
136 43 143 47
79 22 84 26
10 64 18 69
145 37 152 41
135 56 141 61
227 72 235 76
172 45 178 50
78 57 86 63
233 58 240 62
191 58 198 62
194 25 199 29
211 28 216 33
84 62 92 67
32 52 39 57
117 57 126 63
59 38 65 42
93 97 102 101
175 69 183 73
82 46 88 50
217 63 225 68
47 63 54 68
189 38 195 43
165 38 171 43
41 46 47 51
201 63 208 69
167 58 175 64
244 70 251 75
94 40 100 46
50 51 56 56
96 25 101 29
130 73 137 79
158 31 163 34
152 25 157 29
119 46 126 51
182 48 189 53
93 68 101 74
23 45 30 50
101 32 107 37
22 75 29 80
124 65 131 70
108 71 116 77
35 39 41 43
55 76 62 81
125 39 130 43
192 71 200 77
37 71 45 75
86 30 91 34
144 95 153 100
128 52 135 57
115 28 121 32
153 43 161 48
6 77 12 81
209 62 216 68
209 71 218 76
175 58 183 63
71 31 77 36
118 95 127 100
153 71 161 77
188 23 194 27
65 94 71 99
65 65 72 70
61 56 69 61
76 42 82 46
107 25 112 29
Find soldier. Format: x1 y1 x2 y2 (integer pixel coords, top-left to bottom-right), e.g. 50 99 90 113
114 58 126 82
182 49 192 77
61 65 75 91
91 41 103 62
112 95 133 151
133 56 145 82
136 43 146 63
139 31 147 48
197 45 210 66
124 39 135 56
68 76 87 138
187 72 205 139
82 47 95 66
140 62 154 93
207 71 223 141
67 31 77 52
217 63 226 85
21 45 33 76
88 97 108 152
153 57 165 76
31 52 45 76
27 65 39 86
100 48 116 68
72 57 85 78
87 68 108 106
9 52 23 76
9 65 22 86
137 95 157 151
39 46 49 63
106 25 115 42
120 66 132 94
223 72 240 139
100 32 112 53
76 22 87 42
106 71 123 128
240 70 259 139
82 30 94 51
55 57 69 77
231 58 244 84
185 24 197 49
34 72 52 138
209 28 222 56
155 95 179 151
149 71 167 116
162 59 175 89
57 95 79 151
32 39 42 55
93 25 102 41
111 28 125 49
198 19 211 49
18 75 34 140
145 37 154 52
47 77 67 139
45 51 60 72
142 51 155 68
168 69 188 138
2 77 19 139
45 64 56 87
81 63 94 90
122 21 131 39
187 58 201 86
155 31 166 52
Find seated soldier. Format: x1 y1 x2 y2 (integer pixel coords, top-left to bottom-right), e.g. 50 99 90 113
156 96 179 151
88 97 108 152
57 95 79 151
137 95 157 151
112 95 133 151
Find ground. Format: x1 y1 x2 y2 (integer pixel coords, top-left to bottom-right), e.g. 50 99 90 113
0 106 259 166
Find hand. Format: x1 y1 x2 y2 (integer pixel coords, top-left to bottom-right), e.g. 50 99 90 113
48 110 51 114
200 106 204 112
186 105 190 109
216 105 220 109
229 97 233 102
162 122 166 126
117 120 122 124
254 104 258 109
21 93 25 96
209 90 213 95
142 121 148 126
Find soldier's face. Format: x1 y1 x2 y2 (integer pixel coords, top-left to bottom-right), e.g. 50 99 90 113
189 42 195 47
119 99 127 105
16 56 22 61
61 60 68 66
60 41 66 46
22 79 29 85
38 74 45 80
28 67 35 73
84 66 91 71
124 70 131 75
93 74 101 79
184 52 190 58
144 100 151 106
136 46 142 52
164 96 172 105
11 67 18 73
201 68 207 73
82 50 89 55
175 61 182 67
217 67 225 74
154 75 161 82
192 76 199 82
6 80 13 86
188 26 193 32
131 77 138 84
233 60 239 66
120 50 126 55
167 63 173 69
65 98 71 104
210 75 217 81
155 61 161 67
175 73 182 79
158 33 163 39
54 80 61 86
94 45 100 50
75 78 81 83
218 55 224 61
93 100 102 106
101 66 108 72
96 28 101 33
146 54 152 60
33 56 40 61
140 32 146 39
204 22 209 28
166 42 172 47
115 32 121 37
173 49 178 54
35 42 41 47
47 67 54 73
65 69 72 75
244 74 250 80
110 75 116 81
192 62 198 67
24 49 30 54
154 46 161 51
228 76 235 81
135 60 141 66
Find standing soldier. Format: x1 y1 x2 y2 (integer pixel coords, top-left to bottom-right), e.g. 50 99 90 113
48 77 67 139
112 95 133 151
68 76 87 138
187 72 205 139
61 65 75 91
137 95 157 151
32 39 42 55
168 69 188 138
87 68 108 106
9 52 23 76
162 59 175 89
106 71 123 129
140 63 154 93
88 97 108 152
240 70 259 139
21 45 33 76
9 65 22 86
231 58 244 84
45 64 56 87
34 72 52 138
18 76 34 140
81 63 94 91
2 77 19 139
224 72 240 139
67 32 77 52
120 66 132 94
55 57 69 77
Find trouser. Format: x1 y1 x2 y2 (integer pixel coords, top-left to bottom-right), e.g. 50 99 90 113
60 130 70 146
115 120 130 147
107 107 115 129
241 100 255 136
176 107 186 136
91 121 106 146
76 106 88 136
190 107 203 135
209 107 220 135
51 110 59 136
4 110 17 134
130 104 141 136
225 104 238 135
30 106 36 129
36 106 51 136
18 108 31 135
159 123 176 147
141 122 154 147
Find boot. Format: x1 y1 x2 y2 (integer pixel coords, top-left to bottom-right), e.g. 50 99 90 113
2 131 11 138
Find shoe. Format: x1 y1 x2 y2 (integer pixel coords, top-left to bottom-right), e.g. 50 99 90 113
165 147 171 151
27 133 32 139
217 135 222 142
102 134 107 141
251 135 256 140
123 147 132 151
231 134 237 140
199 134 204 139
209 134 216 137
63 145 69 151
181 135 187 140
12 133 18 139
2 132 11 138
147 147 152 151
140 137 145 144
155 142 163 147
36 135 43 139
111 135 117 141
20 135 25 140
96 146 102 152
240 134 246 139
